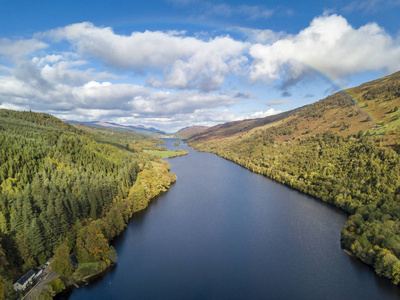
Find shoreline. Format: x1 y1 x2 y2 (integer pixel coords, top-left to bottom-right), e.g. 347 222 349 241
187 141 400 286
53 154 178 298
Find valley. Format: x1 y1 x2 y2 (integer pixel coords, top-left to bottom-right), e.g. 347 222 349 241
186 71 400 285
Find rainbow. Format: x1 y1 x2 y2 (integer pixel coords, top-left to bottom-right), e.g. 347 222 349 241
97 19 379 127
301 63 376 126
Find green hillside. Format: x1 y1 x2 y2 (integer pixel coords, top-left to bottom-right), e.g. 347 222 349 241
188 71 400 285
0 109 176 299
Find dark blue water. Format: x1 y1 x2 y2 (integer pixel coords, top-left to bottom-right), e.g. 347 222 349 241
66 139 400 299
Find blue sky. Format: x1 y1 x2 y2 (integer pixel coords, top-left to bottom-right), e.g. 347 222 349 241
1 0 400 132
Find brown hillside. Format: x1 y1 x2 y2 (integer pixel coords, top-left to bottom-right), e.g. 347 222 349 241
189 71 400 149
174 126 209 139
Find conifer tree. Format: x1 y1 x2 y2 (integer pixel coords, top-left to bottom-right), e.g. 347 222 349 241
0 213 7 233
26 218 45 258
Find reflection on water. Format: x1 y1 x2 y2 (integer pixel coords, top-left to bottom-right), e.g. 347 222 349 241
65 139 400 300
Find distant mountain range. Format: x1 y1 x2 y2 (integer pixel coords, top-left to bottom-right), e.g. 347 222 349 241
65 120 166 135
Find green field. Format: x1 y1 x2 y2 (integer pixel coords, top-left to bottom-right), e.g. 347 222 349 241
144 150 188 158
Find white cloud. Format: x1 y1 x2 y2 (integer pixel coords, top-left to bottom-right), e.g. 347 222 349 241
0 102 30 111
236 109 281 120
0 60 248 123
47 90 252 132
249 14 400 85
40 60 115 85
148 36 248 91
46 23 200 69
45 22 248 91
2 15 400 131
236 27 286 43
0 38 47 61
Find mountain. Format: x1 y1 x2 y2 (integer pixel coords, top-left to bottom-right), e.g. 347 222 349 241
65 120 166 135
189 71 400 147
173 126 209 139
187 71 400 285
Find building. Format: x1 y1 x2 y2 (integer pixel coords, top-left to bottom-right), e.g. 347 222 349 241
13 269 36 292
34 268 44 280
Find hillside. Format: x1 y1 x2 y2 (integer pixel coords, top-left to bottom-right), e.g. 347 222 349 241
188 71 400 285
173 126 209 139
190 71 400 148
0 109 176 299
66 120 166 135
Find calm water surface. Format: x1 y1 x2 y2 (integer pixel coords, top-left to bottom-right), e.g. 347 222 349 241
65 139 400 299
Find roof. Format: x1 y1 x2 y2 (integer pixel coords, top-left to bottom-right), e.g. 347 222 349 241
16 269 36 285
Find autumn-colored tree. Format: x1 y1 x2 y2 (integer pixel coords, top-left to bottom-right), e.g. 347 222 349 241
76 222 110 263
49 278 65 294
0 109 176 293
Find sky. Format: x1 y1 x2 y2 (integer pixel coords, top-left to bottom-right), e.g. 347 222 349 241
0 0 400 132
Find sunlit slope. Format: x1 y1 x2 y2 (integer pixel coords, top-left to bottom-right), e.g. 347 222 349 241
187 71 400 285
189 70 400 147
173 126 209 140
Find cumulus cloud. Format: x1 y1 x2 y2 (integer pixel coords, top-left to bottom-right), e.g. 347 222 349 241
147 36 248 91
0 61 248 120
0 38 47 61
236 27 286 43
2 14 400 131
0 30 250 131
46 23 200 69
46 22 248 91
0 102 30 111
236 108 281 120
249 14 400 86
45 92 251 132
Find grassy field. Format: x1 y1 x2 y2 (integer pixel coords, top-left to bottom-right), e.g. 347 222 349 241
144 150 188 158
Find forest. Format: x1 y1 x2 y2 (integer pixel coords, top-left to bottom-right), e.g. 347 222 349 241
0 109 177 299
188 71 400 285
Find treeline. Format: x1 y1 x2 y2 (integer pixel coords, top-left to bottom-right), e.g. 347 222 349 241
42 162 176 299
0 109 175 298
190 130 400 284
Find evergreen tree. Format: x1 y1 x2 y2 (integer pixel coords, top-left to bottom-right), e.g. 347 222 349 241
26 218 45 259
0 213 7 233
